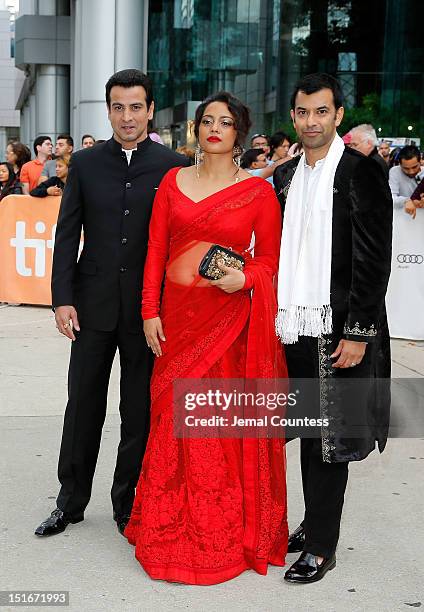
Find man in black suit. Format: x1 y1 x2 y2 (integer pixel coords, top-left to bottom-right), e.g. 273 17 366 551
35 69 189 537
274 74 392 583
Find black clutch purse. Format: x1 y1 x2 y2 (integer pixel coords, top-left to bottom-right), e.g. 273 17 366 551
198 245 245 280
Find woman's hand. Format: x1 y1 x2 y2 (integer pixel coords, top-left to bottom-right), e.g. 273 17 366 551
143 317 166 357
47 186 62 196
210 260 246 293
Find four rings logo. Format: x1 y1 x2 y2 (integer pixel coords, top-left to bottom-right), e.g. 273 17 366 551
397 254 424 264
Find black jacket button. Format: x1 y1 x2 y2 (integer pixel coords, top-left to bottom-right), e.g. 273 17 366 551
125 182 131 189
124 209 130 215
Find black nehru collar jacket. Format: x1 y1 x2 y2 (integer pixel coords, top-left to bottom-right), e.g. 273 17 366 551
51 135 189 333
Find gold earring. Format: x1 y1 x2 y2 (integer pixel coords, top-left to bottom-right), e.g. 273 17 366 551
233 145 242 169
195 144 203 178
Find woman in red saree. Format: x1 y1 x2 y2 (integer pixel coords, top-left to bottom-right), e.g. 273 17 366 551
125 92 288 585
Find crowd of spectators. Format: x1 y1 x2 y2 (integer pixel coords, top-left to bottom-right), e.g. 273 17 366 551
1 123 422 210
30 155 70 198
0 133 97 201
238 132 295 184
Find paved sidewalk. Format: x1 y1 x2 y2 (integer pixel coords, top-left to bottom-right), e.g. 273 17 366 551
1 305 423 612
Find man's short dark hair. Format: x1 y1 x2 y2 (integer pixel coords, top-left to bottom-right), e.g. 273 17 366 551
57 134 74 148
105 69 153 109
81 134 94 144
290 73 344 110
240 148 265 169
33 135 51 156
398 145 421 163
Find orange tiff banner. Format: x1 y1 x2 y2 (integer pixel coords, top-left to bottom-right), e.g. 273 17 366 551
0 194 61 305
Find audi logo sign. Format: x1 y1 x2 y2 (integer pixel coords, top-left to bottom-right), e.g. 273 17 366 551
396 254 424 264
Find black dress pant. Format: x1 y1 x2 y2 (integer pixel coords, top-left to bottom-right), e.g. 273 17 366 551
56 319 152 519
300 438 348 558
285 336 349 559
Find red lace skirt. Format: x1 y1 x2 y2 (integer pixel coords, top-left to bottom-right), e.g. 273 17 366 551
125 283 288 585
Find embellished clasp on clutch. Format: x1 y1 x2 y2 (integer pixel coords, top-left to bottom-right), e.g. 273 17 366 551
198 245 245 280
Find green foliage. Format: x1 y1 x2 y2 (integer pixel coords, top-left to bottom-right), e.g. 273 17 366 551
341 93 388 133
272 121 297 143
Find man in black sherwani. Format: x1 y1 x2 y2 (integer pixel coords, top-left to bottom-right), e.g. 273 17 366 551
274 73 392 583
35 70 189 537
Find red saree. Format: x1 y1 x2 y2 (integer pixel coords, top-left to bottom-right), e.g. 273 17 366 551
125 167 288 585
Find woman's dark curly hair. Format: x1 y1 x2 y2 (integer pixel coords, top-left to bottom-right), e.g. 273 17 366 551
0 162 18 200
194 91 252 148
268 131 291 159
8 141 31 171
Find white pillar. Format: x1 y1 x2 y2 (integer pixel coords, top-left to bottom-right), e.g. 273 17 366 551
37 0 56 15
72 0 148 144
115 0 146 72
29 92 36 152
17 0 37 17
0 127 7 157
73 0 116 141
35 64 70 141
20 101 30 146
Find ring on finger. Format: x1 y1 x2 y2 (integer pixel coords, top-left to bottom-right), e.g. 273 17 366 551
63 323 69 329
350 362 357 367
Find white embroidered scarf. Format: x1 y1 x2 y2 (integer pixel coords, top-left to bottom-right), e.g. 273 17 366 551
276 134 345 344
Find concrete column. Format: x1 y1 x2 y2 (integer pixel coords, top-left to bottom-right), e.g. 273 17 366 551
0 127 7 157
115 0 146 72
20 102 30 146
35 64 69 141
37 0 56 15
73 0 116 141
37 0 70 16
17 0 37 17
72 0 148 143
70 0 79 142
29 91 36 151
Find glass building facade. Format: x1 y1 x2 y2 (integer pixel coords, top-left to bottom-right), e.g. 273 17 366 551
148 0 423 146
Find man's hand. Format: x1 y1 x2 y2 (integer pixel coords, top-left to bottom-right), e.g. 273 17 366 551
55 305 80 341
412 194 424 209
330 339 367 369
209 260 245 294
144 317 165 357
404 199 417 219
47 186 62 196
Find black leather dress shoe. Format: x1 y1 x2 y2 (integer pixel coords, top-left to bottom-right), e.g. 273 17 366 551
288 525 305 553
34 508 83 537
115 515 130 536
284 551 336 583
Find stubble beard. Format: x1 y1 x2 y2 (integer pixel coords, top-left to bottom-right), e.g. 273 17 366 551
116 126 146 147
